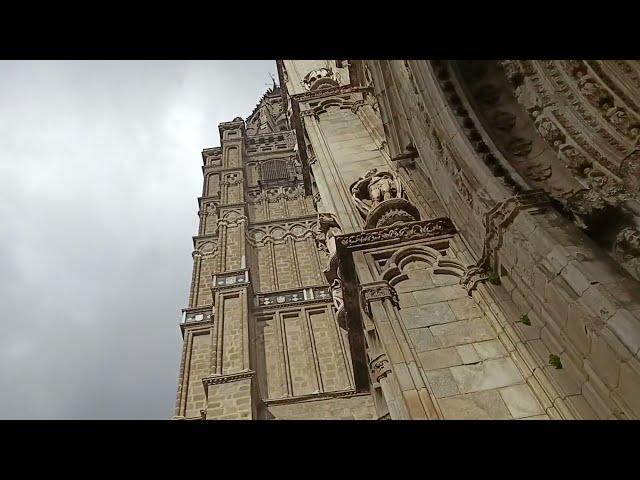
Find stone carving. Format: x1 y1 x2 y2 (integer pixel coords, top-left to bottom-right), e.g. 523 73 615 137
330 279 346 328
476 190 551 272
507 137 533 157
351 169 399 213
350 169 420 228
318 212 342 258
369 354 392 383
360 282 400 317
615 227 640 259
222 173 242 185
202 370 255 386
454 168 473 205
534 114 566 149
460 266 490 294
339 217 456 248
302 68 338 91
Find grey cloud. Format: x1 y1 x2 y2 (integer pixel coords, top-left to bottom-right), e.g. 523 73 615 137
0 60 276 418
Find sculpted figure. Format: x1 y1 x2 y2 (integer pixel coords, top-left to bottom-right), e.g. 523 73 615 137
350 168 401 217
616 227 640 260
318 213 342 257
615 227 640 281
330 278 345 314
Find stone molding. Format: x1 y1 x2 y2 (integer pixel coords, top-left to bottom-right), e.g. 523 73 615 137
202 370 255 387
337 217 456 250
291 85 371 103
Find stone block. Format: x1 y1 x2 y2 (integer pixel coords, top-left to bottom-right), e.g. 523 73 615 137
559 261 592 296
413 285 468 305
398 292 417 308
450 357 523 394
430 317 495 348
456 344 481 364
408 327 440 353
418 348 463 371
400 302 456 329
519 414 550 420
448 297 482 320
499 384 544 419
615 360 640 418
473 340 508 360
438 390 512 420
565 394 598 419
586 335 621 389
565 302 592 356
425 368 460 398
607 309 640 356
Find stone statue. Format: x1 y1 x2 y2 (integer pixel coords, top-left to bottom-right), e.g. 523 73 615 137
331 278 345 314
318 212 342 258
615 227 640 281
615 227 640 260
350 168 401 218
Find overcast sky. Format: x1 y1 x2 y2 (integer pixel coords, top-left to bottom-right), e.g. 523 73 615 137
0 60 276 419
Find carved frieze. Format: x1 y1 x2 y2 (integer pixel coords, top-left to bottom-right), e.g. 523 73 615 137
256 286 332 308
338 218 456 249
213 269 249 290
202 370 255 387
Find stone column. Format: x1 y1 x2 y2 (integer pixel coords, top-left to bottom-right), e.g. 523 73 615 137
360 281 440 420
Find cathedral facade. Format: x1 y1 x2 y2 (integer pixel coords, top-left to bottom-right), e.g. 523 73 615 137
173 61 640 420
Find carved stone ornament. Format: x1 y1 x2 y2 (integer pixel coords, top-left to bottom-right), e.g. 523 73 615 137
317 212 343 282
614 227 640 281
302 68 338 91
360 282 400 317
331 278 347 329
339 217 456 249
369 354 392 383
350 168 420 228
460 266 490 294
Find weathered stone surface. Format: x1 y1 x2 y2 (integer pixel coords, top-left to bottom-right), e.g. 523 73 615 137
418 348 463 371
450 358 523 394
473 340 508 360
438 390 512 419
499 384 544 419
425 368 460 398
430 318 495 348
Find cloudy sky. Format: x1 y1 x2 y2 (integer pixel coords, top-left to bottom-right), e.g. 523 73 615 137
0 60 276 419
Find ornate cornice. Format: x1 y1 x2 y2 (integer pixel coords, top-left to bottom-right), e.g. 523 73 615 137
202 370 255 387
291 85 372 103
337 217 456 250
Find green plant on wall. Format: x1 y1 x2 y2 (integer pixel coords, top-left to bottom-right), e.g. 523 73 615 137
516 313 531 326
549 354 563 369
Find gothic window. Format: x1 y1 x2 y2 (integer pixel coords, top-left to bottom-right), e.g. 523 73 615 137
259 159 291 183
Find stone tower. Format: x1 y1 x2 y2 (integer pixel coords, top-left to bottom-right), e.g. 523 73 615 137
174 60 640 420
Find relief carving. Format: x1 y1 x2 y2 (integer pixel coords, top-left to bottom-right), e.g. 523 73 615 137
614 227 640 280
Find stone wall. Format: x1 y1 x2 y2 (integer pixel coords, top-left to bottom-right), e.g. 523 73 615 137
397 259 546 419
265 393 376 420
